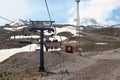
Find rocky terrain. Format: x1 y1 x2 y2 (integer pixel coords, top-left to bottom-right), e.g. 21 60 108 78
1 25 120 79
1 49 120 80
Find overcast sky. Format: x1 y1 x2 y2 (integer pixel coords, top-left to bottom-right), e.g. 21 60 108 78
0 0 120 25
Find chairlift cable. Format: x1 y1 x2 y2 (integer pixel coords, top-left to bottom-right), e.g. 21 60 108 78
44 0 58 38
44 0 52 21
44 0 62 46
0 16 12 22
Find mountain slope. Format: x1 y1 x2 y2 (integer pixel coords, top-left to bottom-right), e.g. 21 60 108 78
81 18 99 26
10 19 28 26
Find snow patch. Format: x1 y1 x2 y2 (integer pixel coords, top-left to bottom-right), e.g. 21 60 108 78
95 43 108 45
49 35 67 42
68 41 77 43
10 19 28 26
56 26 76 36
4 26 28 31
0 43 61 62
10 35 40 39
0 44 37 62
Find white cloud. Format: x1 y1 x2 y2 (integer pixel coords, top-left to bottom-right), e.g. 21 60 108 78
67 0 120 25
0 0 120 26
0 0 37 25
115 16 120 20
67 8 76 25
105 20 117 25
67 8 75 15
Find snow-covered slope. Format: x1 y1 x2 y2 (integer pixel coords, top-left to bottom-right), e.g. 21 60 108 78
0 43 62 62
10 35 40 39
4 25 28 31
9 26 75 41
0 25 80 62
55 26 76 35
10 19 28 26
3 19 29 31
0 44 38 62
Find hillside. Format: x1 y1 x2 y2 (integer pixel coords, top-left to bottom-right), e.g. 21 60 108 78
1 25 120 79
0 51 91 79
1 25 120 51
90 27 120 37
1 47 120 79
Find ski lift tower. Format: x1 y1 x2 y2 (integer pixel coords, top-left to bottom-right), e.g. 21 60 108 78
75 0 80 26
75 0 81 53
29 21 54 72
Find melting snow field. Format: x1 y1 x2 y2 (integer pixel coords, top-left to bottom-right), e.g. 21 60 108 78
0 44 40 62
0 44 61 62
56 26 76 36
95 42 108 45
4 26 28 31
10 35 40 39
0 26 78 62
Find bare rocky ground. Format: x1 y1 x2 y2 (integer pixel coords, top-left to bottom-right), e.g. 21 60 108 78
36 49 120 80
68 49 120 80
1 27 120 79
1 49 120 80
0 51 95 80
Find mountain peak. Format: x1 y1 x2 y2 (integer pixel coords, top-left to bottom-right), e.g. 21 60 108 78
10 19 28 26
81 18 99 26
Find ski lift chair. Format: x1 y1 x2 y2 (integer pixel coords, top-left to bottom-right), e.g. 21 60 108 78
45 36 62 51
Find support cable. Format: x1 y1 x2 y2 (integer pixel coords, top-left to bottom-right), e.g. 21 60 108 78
44 0 57 36
0 16 12 22
44 0 52 21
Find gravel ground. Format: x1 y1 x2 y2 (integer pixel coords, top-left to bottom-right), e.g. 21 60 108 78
68 59 120 80
36 54 95 80
36 48 120 80
1 48 120 80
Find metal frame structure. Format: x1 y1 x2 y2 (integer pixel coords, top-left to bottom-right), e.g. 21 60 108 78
29 21 54 72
